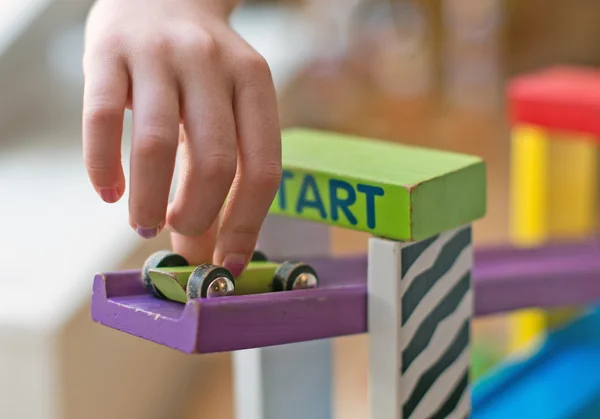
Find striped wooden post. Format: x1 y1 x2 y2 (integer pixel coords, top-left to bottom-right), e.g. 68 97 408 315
231 129 485 419
89 128 486 419
369 225 472 419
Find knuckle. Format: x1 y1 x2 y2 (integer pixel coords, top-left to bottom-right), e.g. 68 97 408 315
226 224 261 243
239 51 271 82
83 104 122 128
94 32 127 53
84 156 117 174
228 224 260 242
83 32 127 75
134 128 176 157
197 153 237 181
249 161 282 189
242 51 269 74
177 223 211 237
84 156 121 187
179 29 219 59
139 34 174 57
167 207 212 236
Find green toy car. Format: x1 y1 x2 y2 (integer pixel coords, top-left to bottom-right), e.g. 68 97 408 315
141 250 320 303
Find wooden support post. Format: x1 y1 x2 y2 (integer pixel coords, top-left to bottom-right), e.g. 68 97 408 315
509 125 598 353
90 128 486 419
508 66 600 354
544 131 596 330
233 215 333 419
509 125 549 352
368 225 473 419
546 132 597 239
510 125 549 247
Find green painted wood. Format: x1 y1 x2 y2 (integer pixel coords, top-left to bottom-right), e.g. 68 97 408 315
151 262 281 303
233 262 280 295
148 270 188 303
271 128 487 241
159 266 193 286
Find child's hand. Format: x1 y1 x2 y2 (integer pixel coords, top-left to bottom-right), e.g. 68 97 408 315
82 0 282 275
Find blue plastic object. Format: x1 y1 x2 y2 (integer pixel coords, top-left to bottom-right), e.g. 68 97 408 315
473 308 600 419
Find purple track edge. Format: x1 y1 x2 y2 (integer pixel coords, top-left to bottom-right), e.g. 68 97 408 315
91 241 600 353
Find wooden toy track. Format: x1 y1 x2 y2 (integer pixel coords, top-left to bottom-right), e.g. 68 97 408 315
92 238 600 353
92 128 487 353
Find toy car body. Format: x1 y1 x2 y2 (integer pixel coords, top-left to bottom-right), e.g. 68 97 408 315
141 250 319 303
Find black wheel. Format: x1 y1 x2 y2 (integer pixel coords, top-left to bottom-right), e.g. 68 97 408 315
142 250 189 298
273 261 319 292
187 264 236 299
251 250 268 262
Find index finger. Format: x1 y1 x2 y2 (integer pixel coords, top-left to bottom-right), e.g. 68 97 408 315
82 50 129 203
214 52 282 276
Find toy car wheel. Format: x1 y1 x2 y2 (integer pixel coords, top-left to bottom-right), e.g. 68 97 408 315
251 250 268 262
142 250 189 298
273 261 319 292
187 264 236 299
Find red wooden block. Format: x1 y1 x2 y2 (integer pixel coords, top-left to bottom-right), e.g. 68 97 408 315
508 66 600 139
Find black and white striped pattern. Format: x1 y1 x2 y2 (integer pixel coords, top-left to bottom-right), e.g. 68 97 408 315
368 225 472 419
400 226 472 419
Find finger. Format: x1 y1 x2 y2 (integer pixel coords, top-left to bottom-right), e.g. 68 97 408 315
214 50 282 276
166 35 237 237
82 49 128 203
170 217 220 265
129 55 180 238
169 137 220 264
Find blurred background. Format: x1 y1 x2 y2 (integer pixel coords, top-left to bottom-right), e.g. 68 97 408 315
2 0 600 418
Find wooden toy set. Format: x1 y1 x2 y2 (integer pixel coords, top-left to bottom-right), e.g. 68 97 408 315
92 66 600 418
508 66 600 355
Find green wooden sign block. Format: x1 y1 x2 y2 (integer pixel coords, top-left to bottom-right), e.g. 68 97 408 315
271 129 487 241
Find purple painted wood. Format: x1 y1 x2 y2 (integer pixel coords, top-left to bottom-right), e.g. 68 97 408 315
473 250 600 315
473 238 600 263
91 256 367 353
91 241 600 353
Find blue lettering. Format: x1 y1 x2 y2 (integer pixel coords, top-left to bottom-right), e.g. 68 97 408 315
357 184 384 229
329 179 357 225
278 170 295 210
296 174 327 219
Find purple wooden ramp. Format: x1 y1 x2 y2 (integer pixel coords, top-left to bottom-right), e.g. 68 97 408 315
92 257 367 353
91 240 600 354
474 239 600 315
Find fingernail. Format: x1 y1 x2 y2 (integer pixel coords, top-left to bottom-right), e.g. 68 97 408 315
99 187 119 203
223 254 247 277
135 221 165 239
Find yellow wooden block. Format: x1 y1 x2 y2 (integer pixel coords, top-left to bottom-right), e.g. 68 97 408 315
509 125 599 353
508 309 546 354
547 132 598 237
545 133 597 330
510 125 549 246
509 125 550 352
